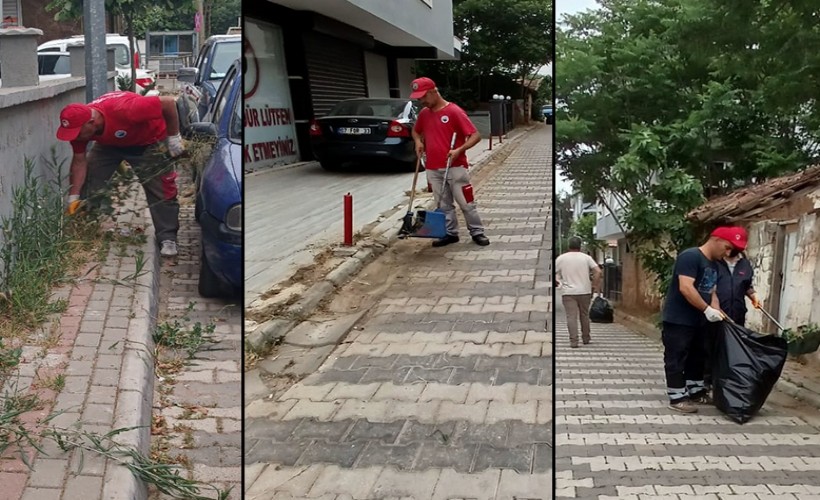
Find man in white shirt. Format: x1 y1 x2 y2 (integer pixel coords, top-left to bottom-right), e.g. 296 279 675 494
556 237 603 348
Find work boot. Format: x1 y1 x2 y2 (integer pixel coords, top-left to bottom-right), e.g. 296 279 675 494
432 234 459 247
668 399 698 413
472 234 490 246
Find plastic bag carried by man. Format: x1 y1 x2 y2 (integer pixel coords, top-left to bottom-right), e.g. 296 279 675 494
661 225 786 422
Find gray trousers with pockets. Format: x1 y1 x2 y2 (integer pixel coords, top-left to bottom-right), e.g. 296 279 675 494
83 143 179 243
425 166 485 237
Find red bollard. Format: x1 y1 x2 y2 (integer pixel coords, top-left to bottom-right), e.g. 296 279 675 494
343 192 353 246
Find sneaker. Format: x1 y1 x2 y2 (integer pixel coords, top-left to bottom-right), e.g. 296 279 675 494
690 392 713 405
432 234 460 247
160 240 178 257
582 338 591 345
472 234 490 246
668 400 698 413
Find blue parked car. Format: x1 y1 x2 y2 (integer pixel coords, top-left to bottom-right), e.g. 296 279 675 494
177 35 241 121
190 59 242 298
541 104 553 124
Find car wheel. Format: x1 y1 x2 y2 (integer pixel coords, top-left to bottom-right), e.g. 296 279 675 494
320 159 342 171
198 246 224 298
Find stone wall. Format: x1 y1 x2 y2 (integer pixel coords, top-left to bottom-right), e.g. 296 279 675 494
743 220 776 333
619 244 663 315
0 79 87 230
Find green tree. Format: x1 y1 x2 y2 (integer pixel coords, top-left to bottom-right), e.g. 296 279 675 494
570 213 606 254
455 0 552 98
417 0 552 106
207 0 240 36
554 191 573 254
556 0 818 293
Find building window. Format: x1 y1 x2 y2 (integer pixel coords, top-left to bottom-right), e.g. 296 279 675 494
1 0 21 27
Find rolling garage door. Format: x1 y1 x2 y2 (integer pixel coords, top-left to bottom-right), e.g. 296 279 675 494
304 32 367 117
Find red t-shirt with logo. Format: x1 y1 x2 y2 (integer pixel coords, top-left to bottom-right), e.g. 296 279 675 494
71 91 167 154
413 102 478 170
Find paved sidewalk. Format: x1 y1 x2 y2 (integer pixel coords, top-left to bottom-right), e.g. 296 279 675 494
1 199 160 500
554 292 820 499
245 125 553 499
150 196 242 498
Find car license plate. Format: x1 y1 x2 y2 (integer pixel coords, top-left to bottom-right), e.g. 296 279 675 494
337 127 371 135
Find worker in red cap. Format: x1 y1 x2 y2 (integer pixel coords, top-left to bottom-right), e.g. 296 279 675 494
660 226 743 414
56 91 185 257
410 77 490 247
702 226 760 390
713 226 759 325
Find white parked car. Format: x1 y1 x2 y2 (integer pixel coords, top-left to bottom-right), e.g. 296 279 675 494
38 34 158 95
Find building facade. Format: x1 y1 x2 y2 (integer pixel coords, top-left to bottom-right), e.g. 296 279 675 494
244 0 459 171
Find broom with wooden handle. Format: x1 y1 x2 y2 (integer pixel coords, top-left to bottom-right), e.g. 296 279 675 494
399 154 423 236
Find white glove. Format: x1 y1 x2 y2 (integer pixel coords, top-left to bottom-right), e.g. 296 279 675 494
167 134 185 157
703 306 724 323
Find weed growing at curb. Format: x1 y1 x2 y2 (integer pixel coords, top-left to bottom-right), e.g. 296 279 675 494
149 300 227 498
38 374 66 392
0 154 230 498
0 339 22 376
153 302 217 359
0 157 71 332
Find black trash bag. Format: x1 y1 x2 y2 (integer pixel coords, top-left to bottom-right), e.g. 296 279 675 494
589 295 614 323
712 321 787 424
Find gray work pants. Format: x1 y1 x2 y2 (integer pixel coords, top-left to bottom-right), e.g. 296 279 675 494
426 166 485 237
83 143 180 243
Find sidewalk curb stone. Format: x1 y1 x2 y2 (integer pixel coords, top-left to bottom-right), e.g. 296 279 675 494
245 125 536 354
101 207 159 500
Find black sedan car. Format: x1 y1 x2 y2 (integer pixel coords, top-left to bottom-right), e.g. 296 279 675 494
309 98 421 171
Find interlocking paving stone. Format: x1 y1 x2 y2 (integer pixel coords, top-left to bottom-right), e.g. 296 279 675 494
355 442 422 468
310 355 553 387
414 442 479 470
555 315 820 498
297 441 367 468
246 127 552 499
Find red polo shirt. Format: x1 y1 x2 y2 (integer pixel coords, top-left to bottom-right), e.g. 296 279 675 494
413 102 478 170
71 92 167 154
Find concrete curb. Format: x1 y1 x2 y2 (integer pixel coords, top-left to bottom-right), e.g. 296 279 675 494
101 207 160 500
245 126 535 354
614 309 820 411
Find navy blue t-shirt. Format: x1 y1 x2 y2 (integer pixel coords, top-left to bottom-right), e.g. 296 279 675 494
662 248 719 327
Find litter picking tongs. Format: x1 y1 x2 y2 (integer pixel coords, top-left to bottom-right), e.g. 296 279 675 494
721 305 785 336
757 306 785 334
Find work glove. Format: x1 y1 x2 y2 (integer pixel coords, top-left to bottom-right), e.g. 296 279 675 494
703 306 724 323
66 194 84 216
166 134 185 157
750 294 761 309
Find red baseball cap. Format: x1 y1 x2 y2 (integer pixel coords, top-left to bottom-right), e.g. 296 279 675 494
410 77 436 99
711 226 747 250
56 103 92 141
